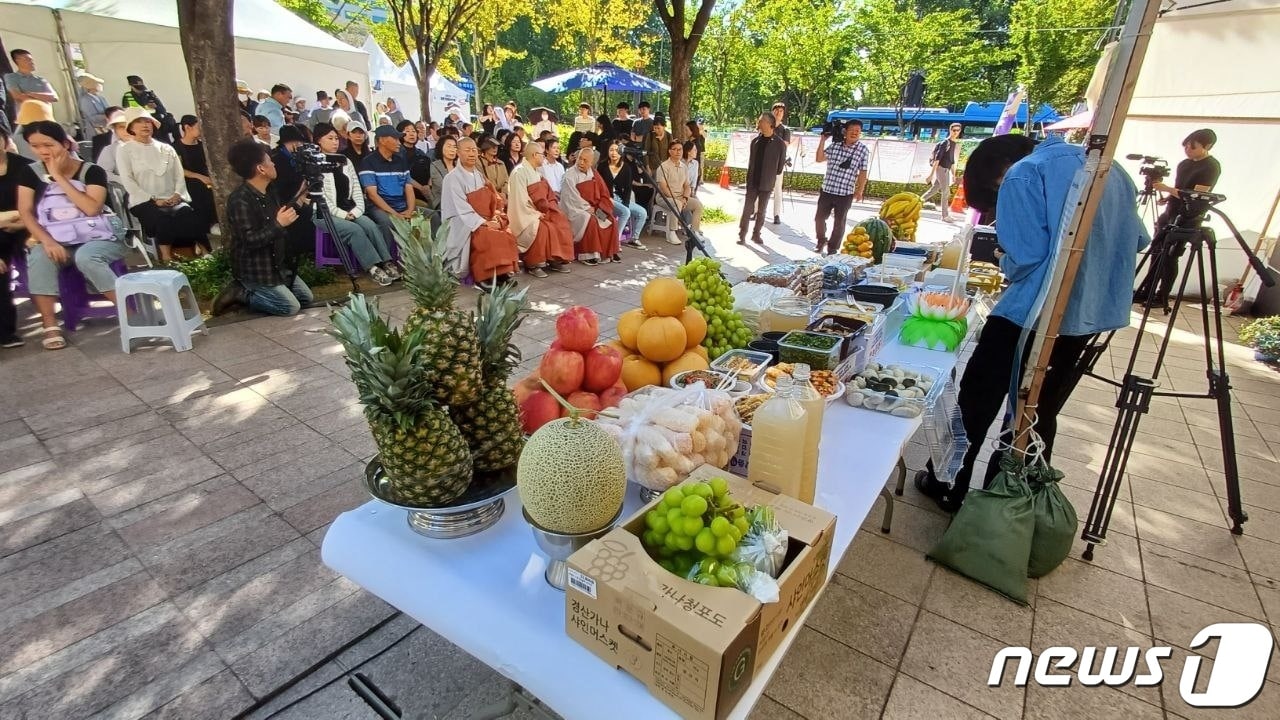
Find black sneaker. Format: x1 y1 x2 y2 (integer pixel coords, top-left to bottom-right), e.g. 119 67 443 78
624 240 648 250
1 335 23 348
914 469 963 514
548 262 572 274
211 282 246 316
610 254 622 263
579 257 600 266
772 215 781 224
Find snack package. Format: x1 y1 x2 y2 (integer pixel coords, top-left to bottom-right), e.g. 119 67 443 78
685 558 781 604
731 505 789 578
596 386 743 491
732 283 795 335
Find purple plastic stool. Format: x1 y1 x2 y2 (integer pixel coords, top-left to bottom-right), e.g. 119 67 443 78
314 227 401 270
11 250 128 332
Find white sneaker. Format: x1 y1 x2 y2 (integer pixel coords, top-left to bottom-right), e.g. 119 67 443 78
666 231 683 245
369 266 394 286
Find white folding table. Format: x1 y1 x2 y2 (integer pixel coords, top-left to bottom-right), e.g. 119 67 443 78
322 342 960 720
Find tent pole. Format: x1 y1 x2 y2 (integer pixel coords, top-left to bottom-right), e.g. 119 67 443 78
51 10 87 135
1012 0 1162 454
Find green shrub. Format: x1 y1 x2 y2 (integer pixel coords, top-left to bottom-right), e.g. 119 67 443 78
703 139 728 162
1239 315 1280 357
702 206 735 224
701 160 929 200
170 250 232 300
295 255 338 288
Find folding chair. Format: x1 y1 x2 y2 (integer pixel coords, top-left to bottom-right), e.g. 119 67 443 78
109 181 156 267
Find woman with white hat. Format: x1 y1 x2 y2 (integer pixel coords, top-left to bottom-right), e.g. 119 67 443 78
77 73 109 135
116 107 209 261
96 109 132 182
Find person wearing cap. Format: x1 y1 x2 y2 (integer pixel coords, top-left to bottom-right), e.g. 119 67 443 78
121 76 175 143
268 124 316 262
441 137 520 290
95 108 131 181
293 98 311 126
573 103 595 134
5 49 59 107
343 120 372 165
214 139 312 317
255 89 270 104
116 107 210 261
256 84 292 132
309 90 334 130
236 80 258 118
90 105 124 164
359 124 416 246
77 73 109 135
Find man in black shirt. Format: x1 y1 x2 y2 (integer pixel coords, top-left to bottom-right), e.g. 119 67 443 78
0 125 32 347
611 102 633 142
921 122 962 222
739 113 786 246
1135 128 1222 307
213 139 312 316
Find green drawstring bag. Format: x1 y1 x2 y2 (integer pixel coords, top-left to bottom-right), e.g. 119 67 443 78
928 453 1035 604
1026 463 1077 578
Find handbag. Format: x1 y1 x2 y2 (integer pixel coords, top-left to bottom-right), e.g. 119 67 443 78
35 161 127 245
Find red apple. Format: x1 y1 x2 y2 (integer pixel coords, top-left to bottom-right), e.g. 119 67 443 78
520 391 561 434
555 306 599 352
512 371 542 406
566 390 602 419
582 345 623 393
538 348 585 396
548 339 564 351
599 379 627 409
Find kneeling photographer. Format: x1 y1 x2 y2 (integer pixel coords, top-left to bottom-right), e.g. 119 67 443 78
1134 128 1221 308
310 123 400 286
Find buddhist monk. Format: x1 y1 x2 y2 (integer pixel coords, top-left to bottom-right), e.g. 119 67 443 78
441 137 520 290
506 142 575 278
561 147 621 264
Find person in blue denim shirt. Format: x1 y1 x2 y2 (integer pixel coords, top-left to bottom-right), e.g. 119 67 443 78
917 134 1150 513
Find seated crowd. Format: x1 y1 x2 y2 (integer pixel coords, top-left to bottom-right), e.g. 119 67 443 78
1 47 710 347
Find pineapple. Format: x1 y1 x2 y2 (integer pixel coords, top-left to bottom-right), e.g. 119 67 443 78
330 295 472 505
392 216 483 408
451 280 529 472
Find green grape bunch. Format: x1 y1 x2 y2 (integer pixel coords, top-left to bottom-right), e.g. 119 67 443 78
640 477 753 582
676 258 753 360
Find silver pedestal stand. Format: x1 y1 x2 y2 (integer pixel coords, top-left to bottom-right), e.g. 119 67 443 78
364 458 517 539
524 506 624 590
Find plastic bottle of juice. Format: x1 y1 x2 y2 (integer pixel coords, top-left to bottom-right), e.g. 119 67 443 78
790 363 825 504
747 377 808 500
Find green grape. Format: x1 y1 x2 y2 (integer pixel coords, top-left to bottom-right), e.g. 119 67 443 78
658 545 675 557
682 516 704 536
701 559 720 576
663 487 685 508
731 507 746 520
651 515 670 535
658 559 676 573
681 495 708 517
710 515 730 537
666 507 684 530
665 532 680 550
689 483 713 499
709 478 729 498
715 565 739 588
727 526 742 543
715 535 736 556
733 516 750 535
696 574 718 587
642 530 657 547
674 534 694 551
694 527 716 554
645 510 661 530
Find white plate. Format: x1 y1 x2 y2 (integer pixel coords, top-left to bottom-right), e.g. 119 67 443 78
759 376 845 404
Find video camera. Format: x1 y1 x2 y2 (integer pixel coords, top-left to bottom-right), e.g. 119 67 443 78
294 143 346 191
1125 153 1171 183
620 143 646 161
822 117 849 138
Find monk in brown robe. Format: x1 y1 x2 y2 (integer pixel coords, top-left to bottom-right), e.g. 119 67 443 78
506 142 574 277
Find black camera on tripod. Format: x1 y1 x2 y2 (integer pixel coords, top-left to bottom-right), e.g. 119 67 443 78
294 143 346 192
619 143 646 161
1125 153 1171 183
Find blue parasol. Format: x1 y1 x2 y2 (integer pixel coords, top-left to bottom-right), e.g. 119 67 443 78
531 62 670 104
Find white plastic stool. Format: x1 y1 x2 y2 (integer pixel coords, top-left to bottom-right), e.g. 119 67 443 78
114 270 207 353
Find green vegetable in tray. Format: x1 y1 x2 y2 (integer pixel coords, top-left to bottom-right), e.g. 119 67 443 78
778 331 842 370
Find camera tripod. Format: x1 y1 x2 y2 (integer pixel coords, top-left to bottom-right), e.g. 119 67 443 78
1075 193 1275 559
629 152 713 264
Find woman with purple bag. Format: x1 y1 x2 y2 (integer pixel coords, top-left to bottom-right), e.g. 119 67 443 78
16 120 125 350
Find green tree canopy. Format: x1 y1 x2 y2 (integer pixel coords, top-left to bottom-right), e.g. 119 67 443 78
1010 0 1118 113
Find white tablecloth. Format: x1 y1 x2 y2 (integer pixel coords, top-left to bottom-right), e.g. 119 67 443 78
322 342 959 720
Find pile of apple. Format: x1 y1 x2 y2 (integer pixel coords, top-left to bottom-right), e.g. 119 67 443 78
514 306 627 435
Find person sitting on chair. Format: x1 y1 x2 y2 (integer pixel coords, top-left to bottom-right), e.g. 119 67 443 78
213 139 312 317
655 141 703 247
440 137 520 290
313 123 400 286
15 121 125 350
561 147 621 265
115 107 209 261
506 141 574 278
1 125 34 348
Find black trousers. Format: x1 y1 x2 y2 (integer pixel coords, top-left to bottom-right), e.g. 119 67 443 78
941 315 1094 496
814 190 853 254
1133 222 1179 305
739 185 772 241
0 231 17 340
130 201 211 251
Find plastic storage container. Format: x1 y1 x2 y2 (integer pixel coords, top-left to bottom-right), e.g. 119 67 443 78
863 266 916 291
711 349 773 386
759 296 812 333
777 331 843 371
844 362 945 418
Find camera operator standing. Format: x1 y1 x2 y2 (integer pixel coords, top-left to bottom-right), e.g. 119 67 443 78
1134 128 1221 308
813 119 869 255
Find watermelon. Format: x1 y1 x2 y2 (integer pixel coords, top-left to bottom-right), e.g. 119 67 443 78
854 217 893 263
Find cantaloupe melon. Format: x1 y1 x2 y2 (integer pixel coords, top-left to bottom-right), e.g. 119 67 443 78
636 316 687 363
621 355 662 390
641 277 687 317
678 306 707 348
518 417 626 534
661 350 710 385
617 309 646 350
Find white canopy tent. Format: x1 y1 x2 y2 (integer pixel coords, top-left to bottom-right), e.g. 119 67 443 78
1115 0 1280 298
0 0 370 126
360 36 468 124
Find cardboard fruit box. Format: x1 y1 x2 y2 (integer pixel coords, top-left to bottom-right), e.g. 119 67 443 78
564 466 836 720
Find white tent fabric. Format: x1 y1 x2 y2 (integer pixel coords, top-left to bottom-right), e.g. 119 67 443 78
1116 0 1280 294
361 36 469 123
0 0 370 125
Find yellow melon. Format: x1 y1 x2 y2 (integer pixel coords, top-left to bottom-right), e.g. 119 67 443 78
636 316 687 363
617 308 647 350
621 355 662 391
678 306 707 348
641 277 688 317
518 418 626 534
690 345 709 362
662 350 711 385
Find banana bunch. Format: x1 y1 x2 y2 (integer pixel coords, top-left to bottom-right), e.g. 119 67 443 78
879 192 923 242
841 226 874 258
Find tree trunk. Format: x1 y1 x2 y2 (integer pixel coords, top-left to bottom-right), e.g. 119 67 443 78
668 41 692 136
176 0 239 228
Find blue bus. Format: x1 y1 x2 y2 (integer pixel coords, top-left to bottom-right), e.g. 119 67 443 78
824 101 1061 140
